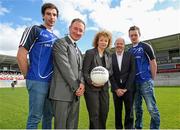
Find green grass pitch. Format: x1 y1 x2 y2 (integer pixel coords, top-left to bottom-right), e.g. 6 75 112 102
0 87 180 129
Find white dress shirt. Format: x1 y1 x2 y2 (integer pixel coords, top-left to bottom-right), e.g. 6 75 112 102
116 51 124 71
68 35 76 46
68 35 79 54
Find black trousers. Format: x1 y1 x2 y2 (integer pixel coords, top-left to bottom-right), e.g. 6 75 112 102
84 90 109 129
112 90 134 129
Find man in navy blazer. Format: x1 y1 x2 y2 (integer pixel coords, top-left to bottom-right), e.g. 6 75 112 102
110 37 136 129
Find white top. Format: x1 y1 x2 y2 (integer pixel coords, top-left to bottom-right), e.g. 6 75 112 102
116 51 124 71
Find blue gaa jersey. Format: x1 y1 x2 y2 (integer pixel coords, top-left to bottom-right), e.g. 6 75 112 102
129 42 155 83
19 25 58 82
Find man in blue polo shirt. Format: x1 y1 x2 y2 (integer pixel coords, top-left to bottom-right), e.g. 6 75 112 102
17 3 59 129
128 26 160 129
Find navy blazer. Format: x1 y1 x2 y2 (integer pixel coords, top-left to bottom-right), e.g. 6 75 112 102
110 51 136 92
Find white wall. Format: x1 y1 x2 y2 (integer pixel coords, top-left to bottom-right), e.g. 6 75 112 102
0 80 25 88
0 73 180 88
155 72 180 86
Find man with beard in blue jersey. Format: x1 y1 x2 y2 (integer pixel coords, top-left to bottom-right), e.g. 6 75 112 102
17 3 59 129
128 26 160 129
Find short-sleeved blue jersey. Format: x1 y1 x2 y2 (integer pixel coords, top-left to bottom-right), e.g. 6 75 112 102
128 42 155 83
19 25 58 82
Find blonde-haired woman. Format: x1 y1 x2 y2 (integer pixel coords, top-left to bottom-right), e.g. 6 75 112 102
83 30 112 129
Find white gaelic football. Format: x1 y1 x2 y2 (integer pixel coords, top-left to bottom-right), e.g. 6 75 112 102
90 66 109 85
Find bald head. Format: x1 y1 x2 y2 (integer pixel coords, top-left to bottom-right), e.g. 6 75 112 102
115 37 125 45
114 37 125 54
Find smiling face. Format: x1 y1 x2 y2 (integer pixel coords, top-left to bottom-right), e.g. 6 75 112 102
97 36 109 50
43 8 58 29
115 38 125 54
129 30 140 44
69 21 85 41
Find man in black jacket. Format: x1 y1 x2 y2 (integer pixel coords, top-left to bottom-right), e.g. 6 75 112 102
110 37 136 129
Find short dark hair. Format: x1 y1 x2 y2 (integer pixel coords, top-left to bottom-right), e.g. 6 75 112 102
129 25 141 36
70 18 86 27
41 3 59 17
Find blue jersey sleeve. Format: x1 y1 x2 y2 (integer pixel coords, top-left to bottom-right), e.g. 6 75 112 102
142 42 156 61
19 25 39 51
